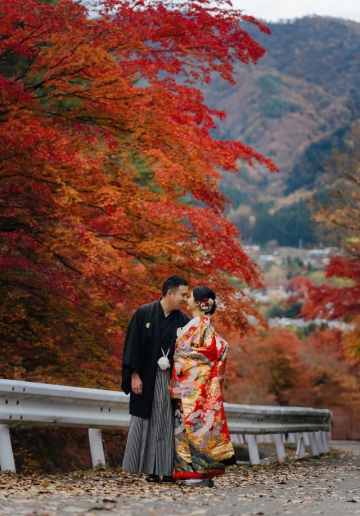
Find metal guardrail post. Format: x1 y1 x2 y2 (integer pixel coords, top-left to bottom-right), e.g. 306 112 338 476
295 432 306 459
303 432 310 446
315 431 326 454
273 433 286 460
308 432 320 456
321 431 330 454
230 434 245 445
88 429 106 469
0 425 16 473
287 433 296 444
246 435 260 465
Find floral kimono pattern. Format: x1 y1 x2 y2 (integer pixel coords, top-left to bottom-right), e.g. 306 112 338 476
169 316 234 474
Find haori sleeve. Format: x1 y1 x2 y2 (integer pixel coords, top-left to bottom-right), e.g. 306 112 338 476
203 326 211 343
170 322 211 399
216 335 229 393
121 310 142 394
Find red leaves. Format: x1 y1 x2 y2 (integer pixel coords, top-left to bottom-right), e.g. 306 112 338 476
0 0 276 385
241 15 272 35
301 244 360 322
95 0 270 83
325 247 360 282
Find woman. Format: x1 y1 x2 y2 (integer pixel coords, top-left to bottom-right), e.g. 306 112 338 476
169 286 235 485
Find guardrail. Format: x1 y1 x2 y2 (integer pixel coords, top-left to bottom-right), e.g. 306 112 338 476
225 402 331 465
0 379 332 472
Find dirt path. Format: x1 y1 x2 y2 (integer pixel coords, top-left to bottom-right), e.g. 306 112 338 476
1 449 360 515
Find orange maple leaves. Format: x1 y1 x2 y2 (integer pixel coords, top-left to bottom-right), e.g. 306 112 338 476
0 0 276 385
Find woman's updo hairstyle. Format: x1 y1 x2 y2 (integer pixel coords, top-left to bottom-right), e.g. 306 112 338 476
193 286 217 315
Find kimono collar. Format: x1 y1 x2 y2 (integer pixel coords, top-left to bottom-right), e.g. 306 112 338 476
177 315 211 338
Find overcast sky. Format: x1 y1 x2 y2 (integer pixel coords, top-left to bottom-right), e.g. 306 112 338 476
88 0 360 23
232 0 360 23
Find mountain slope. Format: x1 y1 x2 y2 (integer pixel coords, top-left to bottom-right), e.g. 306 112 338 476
203 16 360 245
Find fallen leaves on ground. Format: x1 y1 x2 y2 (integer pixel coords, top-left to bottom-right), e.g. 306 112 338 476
0 450 359 515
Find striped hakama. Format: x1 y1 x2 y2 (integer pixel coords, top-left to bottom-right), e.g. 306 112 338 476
122 367 174 476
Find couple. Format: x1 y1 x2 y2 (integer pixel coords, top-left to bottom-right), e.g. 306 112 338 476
121 276 235 486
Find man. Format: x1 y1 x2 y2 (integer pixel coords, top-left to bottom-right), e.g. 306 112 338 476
121 275 190 482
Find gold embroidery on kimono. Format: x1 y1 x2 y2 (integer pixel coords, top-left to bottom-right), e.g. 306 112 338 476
170 316 234 473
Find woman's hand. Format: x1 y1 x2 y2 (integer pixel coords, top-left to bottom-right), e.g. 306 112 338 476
131 371 143 395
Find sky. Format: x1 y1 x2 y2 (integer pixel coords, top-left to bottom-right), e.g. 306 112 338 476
87 0 360 24
231 0 360 23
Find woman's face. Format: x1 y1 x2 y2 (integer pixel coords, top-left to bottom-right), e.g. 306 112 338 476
187 291 199 312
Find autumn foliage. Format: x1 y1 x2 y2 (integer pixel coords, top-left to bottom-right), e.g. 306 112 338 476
224 327 306 406
222 325 360 419
0 0 277 386
301 245 360 323
225 125 360 433
301 125 360 363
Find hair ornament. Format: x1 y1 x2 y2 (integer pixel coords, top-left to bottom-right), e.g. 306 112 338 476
200 297 215 313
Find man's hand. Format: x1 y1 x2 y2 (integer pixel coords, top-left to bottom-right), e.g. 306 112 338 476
131 371 143 395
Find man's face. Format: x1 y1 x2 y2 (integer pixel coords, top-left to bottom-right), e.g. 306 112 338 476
167 285 188 311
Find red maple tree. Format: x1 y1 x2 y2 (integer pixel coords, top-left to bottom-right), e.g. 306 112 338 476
0 0 276 386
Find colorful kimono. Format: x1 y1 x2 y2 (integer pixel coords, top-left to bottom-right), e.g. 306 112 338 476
169 316 234 474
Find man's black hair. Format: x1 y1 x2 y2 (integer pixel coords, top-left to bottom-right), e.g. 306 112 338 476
162 275 188 296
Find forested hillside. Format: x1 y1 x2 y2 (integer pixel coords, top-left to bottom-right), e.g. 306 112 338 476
205 16 360 246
